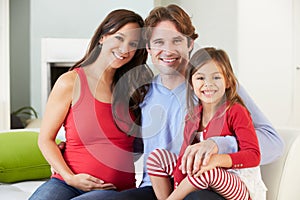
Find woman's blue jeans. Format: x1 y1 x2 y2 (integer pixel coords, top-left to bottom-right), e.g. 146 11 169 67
28 178 118 200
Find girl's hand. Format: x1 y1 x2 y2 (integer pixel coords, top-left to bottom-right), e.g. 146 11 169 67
193 154 232 177
66 173 117 191
193 154 219 177
180 140 218 176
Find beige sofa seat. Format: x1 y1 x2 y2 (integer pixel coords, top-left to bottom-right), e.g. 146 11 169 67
261 127 300 200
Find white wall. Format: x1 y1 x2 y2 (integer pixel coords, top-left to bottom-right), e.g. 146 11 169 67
174 0 238 69
290 0 300 127
0 0 10 129
30 0 154 117
237 0 294 128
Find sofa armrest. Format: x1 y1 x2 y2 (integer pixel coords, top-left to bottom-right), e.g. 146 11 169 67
261 127 300 200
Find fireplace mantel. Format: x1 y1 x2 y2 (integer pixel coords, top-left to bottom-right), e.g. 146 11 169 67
41 38 89 115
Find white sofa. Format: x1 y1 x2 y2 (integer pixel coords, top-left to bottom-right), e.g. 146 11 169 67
1 128 300 200
261 127 300 200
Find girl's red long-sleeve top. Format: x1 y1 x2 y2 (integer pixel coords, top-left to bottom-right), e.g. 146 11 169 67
174 102 261 184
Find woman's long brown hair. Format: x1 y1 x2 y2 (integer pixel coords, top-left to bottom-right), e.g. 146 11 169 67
70 9 153 136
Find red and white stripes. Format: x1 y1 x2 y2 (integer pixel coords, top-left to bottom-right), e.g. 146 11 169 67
188 167 250 200
147 148 178 177
147 148 251 200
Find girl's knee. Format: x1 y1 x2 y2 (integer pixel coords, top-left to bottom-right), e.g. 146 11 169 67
147 149 162 166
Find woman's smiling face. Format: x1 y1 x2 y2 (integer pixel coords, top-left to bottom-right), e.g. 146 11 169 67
100 22 141 69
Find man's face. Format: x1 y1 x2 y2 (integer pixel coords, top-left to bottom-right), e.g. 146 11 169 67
147 20 193 76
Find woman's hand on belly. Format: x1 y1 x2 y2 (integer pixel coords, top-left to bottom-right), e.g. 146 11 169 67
65 173 117 191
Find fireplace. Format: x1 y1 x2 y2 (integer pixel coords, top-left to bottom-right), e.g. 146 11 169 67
49 62 73 89
41 38 89 115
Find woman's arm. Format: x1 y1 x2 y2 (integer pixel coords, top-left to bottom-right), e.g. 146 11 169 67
38 71 75 182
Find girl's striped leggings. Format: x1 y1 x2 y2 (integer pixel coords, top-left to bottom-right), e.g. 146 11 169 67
146 148 251 200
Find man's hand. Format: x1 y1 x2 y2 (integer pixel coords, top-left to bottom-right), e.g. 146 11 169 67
179 139 218 176
65 173 117 191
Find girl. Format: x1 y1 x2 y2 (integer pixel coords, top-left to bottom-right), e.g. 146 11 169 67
29 9 153 200
146 47 266 200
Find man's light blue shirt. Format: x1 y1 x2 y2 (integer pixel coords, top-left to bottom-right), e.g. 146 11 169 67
139 75 186 187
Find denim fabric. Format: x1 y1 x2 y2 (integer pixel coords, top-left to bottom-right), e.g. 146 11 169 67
71 186 156 200
71 189 120 200
29 178 84 200
184 190 226 200
29 178 121 200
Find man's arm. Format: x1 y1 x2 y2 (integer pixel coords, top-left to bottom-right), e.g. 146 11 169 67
238 85 284 165
209 136 237 154
211 85 284 164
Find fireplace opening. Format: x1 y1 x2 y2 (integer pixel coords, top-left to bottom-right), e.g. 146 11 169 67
49 62 74 90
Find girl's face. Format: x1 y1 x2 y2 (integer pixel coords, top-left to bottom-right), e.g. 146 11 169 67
100 22 141 69
191 60 226 106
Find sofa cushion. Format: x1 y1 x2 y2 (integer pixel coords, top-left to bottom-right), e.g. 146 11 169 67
0 131 53 183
